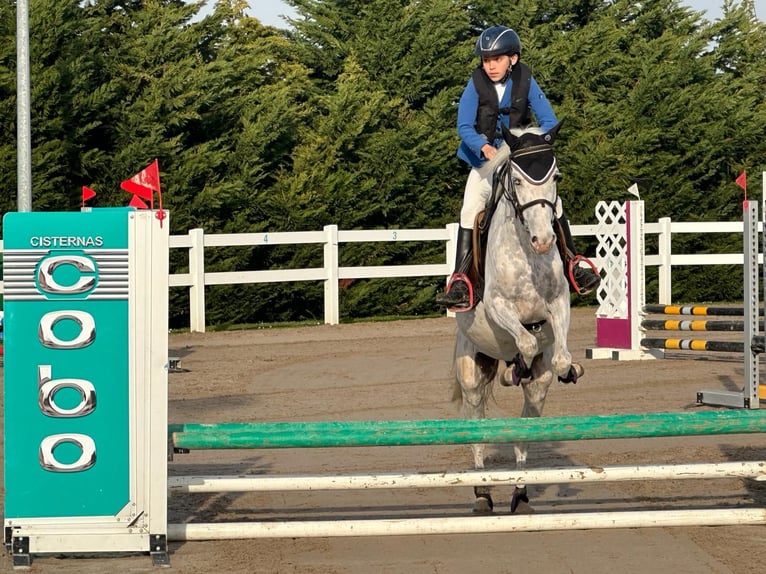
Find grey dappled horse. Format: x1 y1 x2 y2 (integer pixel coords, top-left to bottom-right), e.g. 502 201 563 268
453 122 582 514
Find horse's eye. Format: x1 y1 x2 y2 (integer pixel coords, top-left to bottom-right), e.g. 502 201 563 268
512 178 522 186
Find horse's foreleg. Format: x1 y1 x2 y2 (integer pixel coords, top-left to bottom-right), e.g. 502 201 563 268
511 357 554 514
545 296 573 378
454 336 498 513
484 297 540 369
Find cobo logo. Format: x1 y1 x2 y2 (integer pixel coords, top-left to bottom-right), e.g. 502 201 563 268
35 254 98 473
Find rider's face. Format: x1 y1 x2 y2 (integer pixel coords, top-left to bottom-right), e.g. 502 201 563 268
481 54 517 82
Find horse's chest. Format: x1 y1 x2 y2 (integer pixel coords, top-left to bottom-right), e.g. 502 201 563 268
487 254 564 305
456 305 554 359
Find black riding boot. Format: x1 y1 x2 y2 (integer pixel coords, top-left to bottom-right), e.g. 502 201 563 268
435 226 474 309
556 212 601 295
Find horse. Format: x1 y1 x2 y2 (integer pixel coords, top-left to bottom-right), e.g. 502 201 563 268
452 122 583 514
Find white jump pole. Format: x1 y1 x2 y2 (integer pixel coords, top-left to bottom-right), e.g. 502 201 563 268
168 461 766 494
168 508 766 540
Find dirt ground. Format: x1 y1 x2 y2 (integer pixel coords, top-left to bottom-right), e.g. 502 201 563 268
2 306 766 573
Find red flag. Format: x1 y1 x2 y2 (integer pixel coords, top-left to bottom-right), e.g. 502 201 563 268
121 159 161 201
82 185 96 204
128 195 149 209
735 171 747 192
121 179 154 200
122 160 165 226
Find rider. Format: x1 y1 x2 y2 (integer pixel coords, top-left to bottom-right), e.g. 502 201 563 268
435 25 601 310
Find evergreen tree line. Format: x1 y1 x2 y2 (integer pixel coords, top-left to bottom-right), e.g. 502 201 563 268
0 0 764 327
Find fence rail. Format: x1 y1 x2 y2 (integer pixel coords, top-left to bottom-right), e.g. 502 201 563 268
0 218 757 332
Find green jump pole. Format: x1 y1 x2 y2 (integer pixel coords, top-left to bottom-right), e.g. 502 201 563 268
170 410 766 450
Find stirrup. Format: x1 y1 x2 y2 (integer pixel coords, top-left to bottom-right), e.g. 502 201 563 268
440 273 475 312
567 255 601 295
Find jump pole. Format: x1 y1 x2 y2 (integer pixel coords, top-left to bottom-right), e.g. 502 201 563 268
169 410 766 448
168 508 766 540
169 461 766 494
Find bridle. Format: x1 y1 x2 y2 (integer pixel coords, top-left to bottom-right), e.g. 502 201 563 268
495 143 559 226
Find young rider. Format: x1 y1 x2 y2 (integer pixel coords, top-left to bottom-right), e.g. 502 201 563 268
436 25 601 310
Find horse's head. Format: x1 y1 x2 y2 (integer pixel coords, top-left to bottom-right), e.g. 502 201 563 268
497 121 563 255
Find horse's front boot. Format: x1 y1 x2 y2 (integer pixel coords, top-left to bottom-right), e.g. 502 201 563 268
501 353 531 386
473 486 494 514
510 486 534 514
558 362 584 384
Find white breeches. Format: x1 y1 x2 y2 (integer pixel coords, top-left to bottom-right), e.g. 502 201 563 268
460 163 495 229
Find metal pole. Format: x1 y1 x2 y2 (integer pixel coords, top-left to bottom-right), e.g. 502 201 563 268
16 0 32 211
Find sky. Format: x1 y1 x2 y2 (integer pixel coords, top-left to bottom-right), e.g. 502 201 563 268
243 1 765 27
199 1 765 28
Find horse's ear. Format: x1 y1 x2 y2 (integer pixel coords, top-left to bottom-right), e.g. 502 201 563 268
501 124 519 148
543 119 565 144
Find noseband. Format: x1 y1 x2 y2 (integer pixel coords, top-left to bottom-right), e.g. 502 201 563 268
496 143 558 226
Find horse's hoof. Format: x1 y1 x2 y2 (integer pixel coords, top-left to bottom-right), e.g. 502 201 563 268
510 486 534 514
473 495 494 514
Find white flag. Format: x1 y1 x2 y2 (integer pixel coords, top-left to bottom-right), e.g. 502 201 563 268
627 183 640 199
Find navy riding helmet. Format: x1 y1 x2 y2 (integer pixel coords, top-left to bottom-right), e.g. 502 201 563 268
474 25 522 58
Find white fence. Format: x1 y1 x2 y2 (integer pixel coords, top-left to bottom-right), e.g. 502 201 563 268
165 217 756 332
0 217 756 333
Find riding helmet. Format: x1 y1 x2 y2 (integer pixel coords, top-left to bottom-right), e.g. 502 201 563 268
474 26 522 58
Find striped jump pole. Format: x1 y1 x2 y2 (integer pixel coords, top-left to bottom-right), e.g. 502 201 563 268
640 338 744 353
644 305 764 317
641 319 747 332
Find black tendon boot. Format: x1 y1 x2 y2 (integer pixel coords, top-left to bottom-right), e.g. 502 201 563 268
435 226 475 310
556 212 601 295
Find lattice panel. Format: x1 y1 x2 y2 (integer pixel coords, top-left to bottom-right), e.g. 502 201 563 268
594 201 628 318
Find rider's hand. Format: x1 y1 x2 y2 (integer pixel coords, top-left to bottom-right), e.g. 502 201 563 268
481 144 497 160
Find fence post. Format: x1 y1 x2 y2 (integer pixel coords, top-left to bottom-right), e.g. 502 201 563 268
657 217 672 304
189 228 206 333
324 225 340 325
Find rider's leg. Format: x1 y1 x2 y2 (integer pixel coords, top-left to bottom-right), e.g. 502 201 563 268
436 167 492 309
556 211 601 295
435 225 474 308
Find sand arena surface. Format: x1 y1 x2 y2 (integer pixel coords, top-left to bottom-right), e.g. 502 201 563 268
2 307 766 573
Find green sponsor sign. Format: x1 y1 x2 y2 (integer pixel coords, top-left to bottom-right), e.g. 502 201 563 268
4 209 131 518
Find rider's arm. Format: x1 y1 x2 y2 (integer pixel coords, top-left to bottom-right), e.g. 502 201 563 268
457 79 493 159
529 77 558 132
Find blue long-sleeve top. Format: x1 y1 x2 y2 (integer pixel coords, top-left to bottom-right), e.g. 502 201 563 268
456 74 558 167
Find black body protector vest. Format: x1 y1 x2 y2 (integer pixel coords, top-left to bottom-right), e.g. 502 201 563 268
472 62 532 142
